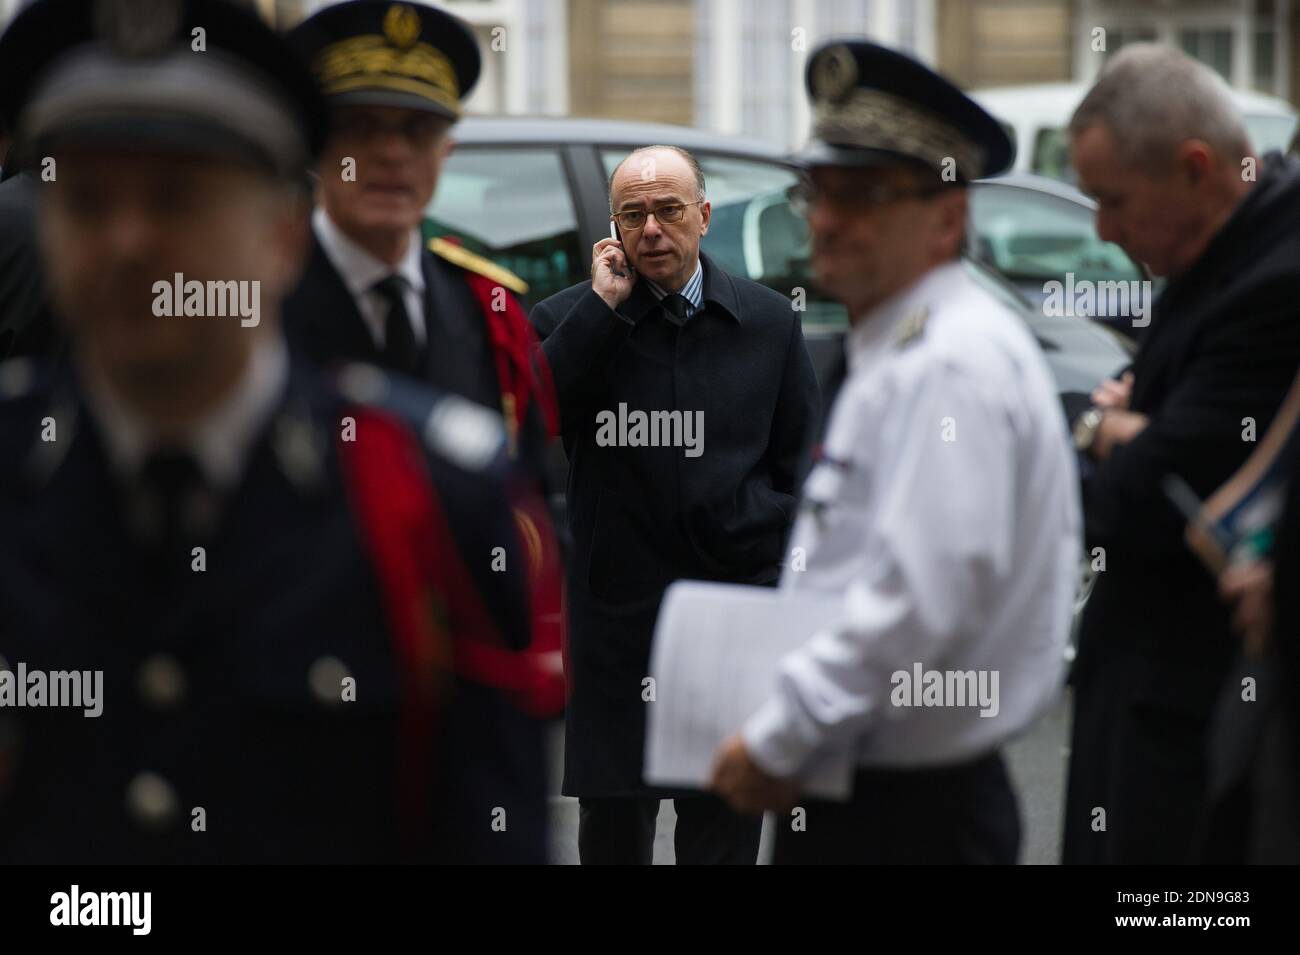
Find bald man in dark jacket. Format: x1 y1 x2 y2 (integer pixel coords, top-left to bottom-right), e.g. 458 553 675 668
530 145 818 864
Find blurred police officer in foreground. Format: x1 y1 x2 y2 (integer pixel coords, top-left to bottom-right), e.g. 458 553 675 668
530 143 818 865
283 0 565 720
0 0 545 863
709 40 1081 864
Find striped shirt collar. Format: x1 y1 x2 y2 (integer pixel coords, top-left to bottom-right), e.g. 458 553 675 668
642 259 704 316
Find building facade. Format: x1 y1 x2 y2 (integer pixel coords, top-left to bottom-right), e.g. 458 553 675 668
936 0 1291 99
2 0 1294 144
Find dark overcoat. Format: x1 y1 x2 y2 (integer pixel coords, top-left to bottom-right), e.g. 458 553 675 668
530 253 818 795
1064 154 1300 863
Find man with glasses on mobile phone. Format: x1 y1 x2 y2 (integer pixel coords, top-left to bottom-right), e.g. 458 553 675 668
708 40 1080 864
529 144 819 864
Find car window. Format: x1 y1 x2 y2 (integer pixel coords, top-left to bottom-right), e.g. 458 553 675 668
1031 127 1075 183
600 149 850 333
968 182 1142 286
423 147 583 303
1244 113 1297 155
1033 112 1297 180
965 257 1133 401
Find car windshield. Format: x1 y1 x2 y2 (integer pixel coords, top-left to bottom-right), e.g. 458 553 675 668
688 174 1134 396
425 138 1132 401
423 146 584 303
1033 111 1298 181
1244 113 1298 154
968 182 1142 285
964 256 1133 394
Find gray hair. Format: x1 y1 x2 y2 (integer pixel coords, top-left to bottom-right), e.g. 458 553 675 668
1069 44 1251 169
608 145 706 207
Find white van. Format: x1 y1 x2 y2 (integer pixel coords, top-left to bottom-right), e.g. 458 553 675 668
972 82 1297 183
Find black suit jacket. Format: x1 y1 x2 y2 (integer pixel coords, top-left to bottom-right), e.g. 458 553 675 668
1063 153 1300 864
530 254 819 795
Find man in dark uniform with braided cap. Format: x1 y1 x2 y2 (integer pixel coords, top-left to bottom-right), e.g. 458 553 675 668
284 0 565 721
0 0 545 863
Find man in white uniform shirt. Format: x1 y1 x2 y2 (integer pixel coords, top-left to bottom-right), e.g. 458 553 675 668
710 40 1082 864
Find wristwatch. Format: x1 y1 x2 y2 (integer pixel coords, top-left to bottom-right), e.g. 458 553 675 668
1073 407 1106 454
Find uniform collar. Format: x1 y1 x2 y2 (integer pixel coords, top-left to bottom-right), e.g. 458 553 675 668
846 259 962 373
312 206 426 299
80 334 290 492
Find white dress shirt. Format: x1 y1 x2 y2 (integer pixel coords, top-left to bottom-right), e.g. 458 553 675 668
741 260 1082 775
83 335 290 492
312 206 426 350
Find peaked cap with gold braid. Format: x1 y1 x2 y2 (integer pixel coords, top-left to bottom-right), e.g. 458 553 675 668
800 39 1014 182
288 1 481 121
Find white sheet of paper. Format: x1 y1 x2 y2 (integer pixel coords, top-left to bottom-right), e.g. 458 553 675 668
645 580 855 800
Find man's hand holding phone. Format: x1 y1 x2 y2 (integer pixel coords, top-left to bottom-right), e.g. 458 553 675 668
592 227 634 311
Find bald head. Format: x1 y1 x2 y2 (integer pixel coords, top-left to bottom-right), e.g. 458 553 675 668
609 146 706 207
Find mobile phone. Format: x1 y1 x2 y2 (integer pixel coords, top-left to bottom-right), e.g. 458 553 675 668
609 221 629 278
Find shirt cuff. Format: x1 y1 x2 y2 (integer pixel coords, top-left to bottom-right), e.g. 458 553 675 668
740 694 820 779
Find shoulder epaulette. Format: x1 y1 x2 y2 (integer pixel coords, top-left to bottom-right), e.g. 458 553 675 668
334 363 506 473
894 305 930 348
427 236 529 296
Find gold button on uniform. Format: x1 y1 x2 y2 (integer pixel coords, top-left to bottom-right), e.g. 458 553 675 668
137 654 187 708
125 771 179 829
308 655 352 705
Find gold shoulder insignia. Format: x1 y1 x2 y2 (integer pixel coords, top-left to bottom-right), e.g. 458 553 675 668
427 236 529 296
894 305 929 348
383 4 421 51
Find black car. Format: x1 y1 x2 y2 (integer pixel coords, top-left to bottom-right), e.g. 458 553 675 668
967 170 1153 338
423 115 1133 420
424 117 1132 642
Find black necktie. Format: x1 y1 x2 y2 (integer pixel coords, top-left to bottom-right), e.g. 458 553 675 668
661 292 691 327
133 448 211 561
372 275 420 375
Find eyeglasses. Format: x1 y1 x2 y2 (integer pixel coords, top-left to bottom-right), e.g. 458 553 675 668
332 110 445 147
786 180 951 217
610 199 705 231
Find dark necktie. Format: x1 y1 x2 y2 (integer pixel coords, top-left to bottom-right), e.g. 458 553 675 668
661 292 692 327
372 275 420 375
132 448 212 563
